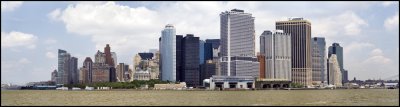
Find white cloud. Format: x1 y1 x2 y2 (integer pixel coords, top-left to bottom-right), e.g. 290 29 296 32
46 52 56 59
384 12 399 31
382 1 399 7
343 41 375 55
1 1 23 12
18 58 31 64
1 31 38 49
44 38 57 44
313 11 368 37
363 48 392 64
48 8 61 21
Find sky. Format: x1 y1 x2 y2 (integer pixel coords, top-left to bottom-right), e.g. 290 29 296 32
1 1 399 85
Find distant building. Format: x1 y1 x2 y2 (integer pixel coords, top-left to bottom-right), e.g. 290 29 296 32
111 52 117 68
57 49 67 84
133 52 159 80
57 49 78 85
208 76 255 90
51 69 57 82
182 34 200 87
200 60 217 83
328 43 346 83
328 54 342 87
312 37 326 84
116 63 129 82
160 24 177 82
260 30 291 81
79 57 93 84
276 17 312 87
134 70 151 80
220 9 259 78
91 44 117 83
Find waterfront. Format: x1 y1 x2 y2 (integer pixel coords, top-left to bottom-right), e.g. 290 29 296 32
1 89 398 106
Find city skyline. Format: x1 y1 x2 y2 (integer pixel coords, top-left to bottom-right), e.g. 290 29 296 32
1 1 399 85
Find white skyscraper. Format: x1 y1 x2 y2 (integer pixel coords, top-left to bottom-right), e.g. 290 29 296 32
328 54 342 87
260 30 291 81
160 24 176 82
220 9 259 78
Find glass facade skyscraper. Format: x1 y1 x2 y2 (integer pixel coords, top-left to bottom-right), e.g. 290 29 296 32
160 24 177 82
328 43 346 83
312 37 326 84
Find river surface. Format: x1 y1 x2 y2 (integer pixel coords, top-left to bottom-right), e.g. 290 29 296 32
1 89 398 106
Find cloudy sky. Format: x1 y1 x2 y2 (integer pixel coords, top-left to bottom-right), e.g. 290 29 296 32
1 1 399 85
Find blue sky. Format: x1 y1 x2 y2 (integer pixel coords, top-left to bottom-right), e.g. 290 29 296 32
1 1 399 85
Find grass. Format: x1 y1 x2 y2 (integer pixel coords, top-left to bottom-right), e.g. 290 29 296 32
1 89 399 106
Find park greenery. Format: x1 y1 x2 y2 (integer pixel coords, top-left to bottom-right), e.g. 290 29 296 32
290 83 304 88
64 79 171 89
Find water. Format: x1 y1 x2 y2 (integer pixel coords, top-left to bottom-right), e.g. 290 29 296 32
1 89 398 106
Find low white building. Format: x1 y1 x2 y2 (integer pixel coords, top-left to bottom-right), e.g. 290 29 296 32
207 76 255 90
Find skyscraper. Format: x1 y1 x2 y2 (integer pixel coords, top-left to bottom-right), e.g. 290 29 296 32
327 54 342 87
220 9 259 78
312 37 326 84
276 18 312 87
51 69 57 82
104 44 114 67
176 35 183 82
182 34 200 87
57 49 67 84
111 52 117 67
160 24 177 82
79 57 93 84
205 39 220 58
328 43 346 83
199 40 205 65
260 30 291 81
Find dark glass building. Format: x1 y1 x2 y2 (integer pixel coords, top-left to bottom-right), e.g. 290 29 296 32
182 34 200 87
176 35 184 82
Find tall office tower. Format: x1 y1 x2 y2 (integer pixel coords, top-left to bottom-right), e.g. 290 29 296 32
312 37 326 84
60 53 78 84
79 57 93 84
199 40 205 64
84 57 93 83
117 63 127 82
260 30 291 81
327 54 342 87
104 44 114 67
57 49 67 84
160 24 177 82
328 43 346 83
257 55 265 79
111 52 117 67
70 57 78 84
51 70 57 82
158 37 162 80
220 9 259 78
205 39 220 58
182 34 200 87
62 53 71 84
176 35 183 82
276 18 312 87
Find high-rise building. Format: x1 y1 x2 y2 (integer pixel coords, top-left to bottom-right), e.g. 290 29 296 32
312 37 326 84
79 57 92 84
92 48 116 83
104 44 114 67
276 17 312 87
57 49 67 84
205 39 220 58
57 49 78 85
220 9 259 78
160 24 177 82
117 63 128 82
70 57 78 84
260 30 291 81
199 40 205 65
111 52 117 67
176 35 183 82
257 55 265 79
327 54 342 87
182 34 200 87
51 69 57 82
328 43 346 83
